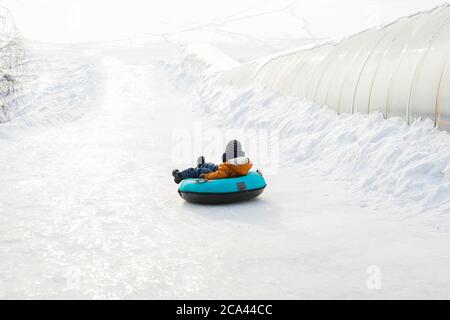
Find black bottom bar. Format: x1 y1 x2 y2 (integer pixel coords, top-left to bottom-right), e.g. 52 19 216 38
0 300 445 318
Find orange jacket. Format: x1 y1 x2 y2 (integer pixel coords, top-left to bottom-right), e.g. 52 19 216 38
204 157 252 180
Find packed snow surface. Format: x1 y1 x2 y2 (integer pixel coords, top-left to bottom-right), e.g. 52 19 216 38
0 40 449 299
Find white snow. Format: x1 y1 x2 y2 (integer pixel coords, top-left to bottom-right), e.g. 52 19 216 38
0 40 449 299
1 1 450 300
170 43 450 223
196 85 450 224
181 43 239 74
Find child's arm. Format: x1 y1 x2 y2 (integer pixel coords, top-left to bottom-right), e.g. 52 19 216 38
203 166 228 180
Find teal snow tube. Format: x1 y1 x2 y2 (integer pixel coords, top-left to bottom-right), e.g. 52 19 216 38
178 171 266 204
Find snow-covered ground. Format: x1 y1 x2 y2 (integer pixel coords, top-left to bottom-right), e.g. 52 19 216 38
1 0 450 301
0 38 449 299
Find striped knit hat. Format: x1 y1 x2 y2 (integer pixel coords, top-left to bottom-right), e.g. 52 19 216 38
224 139 245 161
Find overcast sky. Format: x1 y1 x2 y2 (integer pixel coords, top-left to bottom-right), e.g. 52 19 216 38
4 0 448 43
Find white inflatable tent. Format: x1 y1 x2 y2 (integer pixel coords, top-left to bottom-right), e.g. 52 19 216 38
216 5 450 131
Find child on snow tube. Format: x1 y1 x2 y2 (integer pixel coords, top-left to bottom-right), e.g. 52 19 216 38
172 139 252 184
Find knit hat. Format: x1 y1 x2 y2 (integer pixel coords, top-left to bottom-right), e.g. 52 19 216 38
223 139 245 162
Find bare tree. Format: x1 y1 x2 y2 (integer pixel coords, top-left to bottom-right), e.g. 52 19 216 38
0 5 27 123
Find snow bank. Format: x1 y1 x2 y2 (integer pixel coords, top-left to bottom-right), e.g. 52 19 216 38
181 43 239 74
168 44 450 219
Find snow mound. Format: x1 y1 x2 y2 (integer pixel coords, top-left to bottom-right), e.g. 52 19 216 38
181 43 239 74
169 45 450 220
